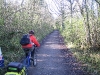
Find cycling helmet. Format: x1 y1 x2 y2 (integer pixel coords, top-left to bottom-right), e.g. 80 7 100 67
29 30 34 34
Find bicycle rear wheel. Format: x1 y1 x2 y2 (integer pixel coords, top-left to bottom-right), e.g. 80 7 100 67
30 57 34 67
25 67 28 75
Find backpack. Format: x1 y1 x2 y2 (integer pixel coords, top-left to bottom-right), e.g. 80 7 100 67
20 34 30 45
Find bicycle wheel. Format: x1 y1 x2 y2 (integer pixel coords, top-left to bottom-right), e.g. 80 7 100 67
22 66 28 75
33 50 37 66
24 56 31 68
30 57 34 67
25 68 28 75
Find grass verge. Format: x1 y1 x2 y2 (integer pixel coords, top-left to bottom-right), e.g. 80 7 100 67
69 46 100 75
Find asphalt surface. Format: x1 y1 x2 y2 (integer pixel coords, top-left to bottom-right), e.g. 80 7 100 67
28 30 87 75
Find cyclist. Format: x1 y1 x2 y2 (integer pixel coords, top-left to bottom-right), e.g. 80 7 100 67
21 30 40 57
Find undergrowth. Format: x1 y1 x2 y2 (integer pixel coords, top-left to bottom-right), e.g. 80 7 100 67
69 46 100 75
0 26 54 75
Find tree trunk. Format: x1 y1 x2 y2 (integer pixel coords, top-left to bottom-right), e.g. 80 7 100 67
84 0 91 47
61 0 65 29
90 0 98 48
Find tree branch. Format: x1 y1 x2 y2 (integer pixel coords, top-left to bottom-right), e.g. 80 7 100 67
21 0 25 6
95 0 100 5
4 8 26 19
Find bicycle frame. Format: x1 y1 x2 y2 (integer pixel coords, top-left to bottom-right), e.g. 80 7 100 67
23 46 37 68
23 51 32 68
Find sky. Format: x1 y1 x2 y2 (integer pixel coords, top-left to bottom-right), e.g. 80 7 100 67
44 0 61 18
6 0 22 4
6 0 98 18
6 0 59 18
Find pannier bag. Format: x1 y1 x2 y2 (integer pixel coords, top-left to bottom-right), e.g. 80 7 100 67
5 62 26 75
7 62 24 72
5 62 27 75
0 47 4 67
0 55 4 67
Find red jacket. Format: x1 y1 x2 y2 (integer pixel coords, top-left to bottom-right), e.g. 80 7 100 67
22 34 40 48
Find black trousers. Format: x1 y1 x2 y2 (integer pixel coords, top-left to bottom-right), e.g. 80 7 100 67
23 45 35 57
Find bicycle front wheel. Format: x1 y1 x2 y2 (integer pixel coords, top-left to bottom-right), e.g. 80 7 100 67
33 51 37 66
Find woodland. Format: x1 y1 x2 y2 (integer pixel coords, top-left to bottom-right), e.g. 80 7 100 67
0 0 100 75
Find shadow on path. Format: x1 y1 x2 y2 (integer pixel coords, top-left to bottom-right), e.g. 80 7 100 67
28 30 88 75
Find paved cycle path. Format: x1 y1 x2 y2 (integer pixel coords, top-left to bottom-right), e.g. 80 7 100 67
28 30 87 75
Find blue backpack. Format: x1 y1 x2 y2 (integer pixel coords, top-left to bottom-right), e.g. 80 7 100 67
20 34 30 45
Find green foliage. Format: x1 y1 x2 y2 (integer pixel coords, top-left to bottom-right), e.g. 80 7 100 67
0 0 54 74
60 18 86 47
60 17 100 74
70 48 100 75
0 22 53 75
0 18 4 26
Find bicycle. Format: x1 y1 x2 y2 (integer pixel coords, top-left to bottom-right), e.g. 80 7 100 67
4 47 37 75
23 46 37 68
5 46 37 75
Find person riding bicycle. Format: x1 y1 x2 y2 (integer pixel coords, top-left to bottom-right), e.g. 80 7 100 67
21 30 40 57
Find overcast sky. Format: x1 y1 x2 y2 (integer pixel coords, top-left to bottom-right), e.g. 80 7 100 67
6 0 59 18
6 0 98 18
